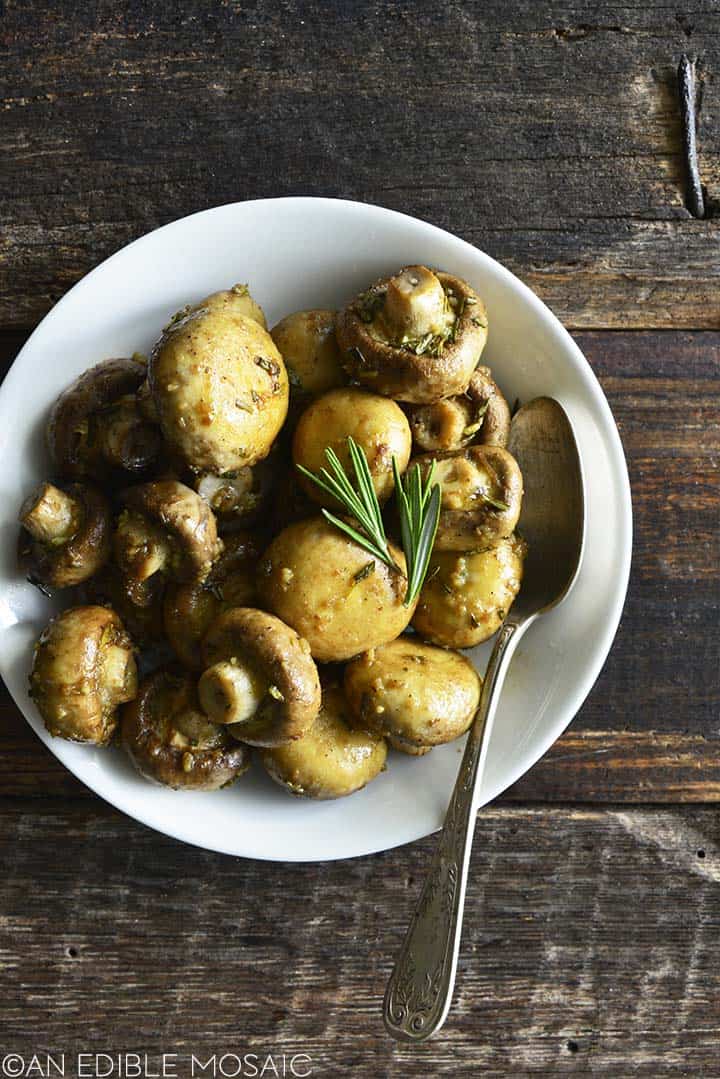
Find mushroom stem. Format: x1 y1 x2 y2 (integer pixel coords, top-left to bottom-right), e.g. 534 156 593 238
102 644 138 705
115 512 170 582
198 659 267 725
19 483 80 545
196 470 253 515
383 266 450 338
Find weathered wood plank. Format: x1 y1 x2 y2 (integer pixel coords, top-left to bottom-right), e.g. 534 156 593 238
1 328 717 801
1 3 720 327
0 800 718 1076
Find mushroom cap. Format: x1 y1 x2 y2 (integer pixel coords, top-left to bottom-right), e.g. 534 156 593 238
197 284 268 329
30 605 137 744
408 365 511 453
47 356 150 478
164 531 260 670
292 387 412 506
270 308 345 397
201 607 321 747
335 269 488 404
121 667 250 790
149 296 288 473
258 517 414 663
413 445 523 551
412 536 527 649
119 480 223 583
259 682 387 799
469 366 511 447
19 483 112 588
344 637 481 750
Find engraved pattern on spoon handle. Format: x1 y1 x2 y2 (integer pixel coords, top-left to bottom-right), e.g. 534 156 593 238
384 620 525 1041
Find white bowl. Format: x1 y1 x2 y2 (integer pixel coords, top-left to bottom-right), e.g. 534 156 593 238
0 198 632 862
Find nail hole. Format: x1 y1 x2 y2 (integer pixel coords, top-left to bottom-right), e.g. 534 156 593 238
567 1040 579 1053
66 946 78 958
697 849 705 859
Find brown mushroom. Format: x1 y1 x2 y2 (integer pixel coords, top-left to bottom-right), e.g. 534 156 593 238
408 366 511 452
149 286 288 474
199 607 321 747
335 265 488 403
412 535 527 648
292 387 412 506
259 681 387 799
164 531 260 670
413 445 523 551
30 605 137 744
47 356 161 479
344 638 481 753
193 445 278 532
121 667 250 790
258 517 414 663
270 309 345 397
18 481 111 588
85 566 166 646
114 480 222 587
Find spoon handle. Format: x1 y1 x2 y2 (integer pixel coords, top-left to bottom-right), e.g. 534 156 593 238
383 617 528 1042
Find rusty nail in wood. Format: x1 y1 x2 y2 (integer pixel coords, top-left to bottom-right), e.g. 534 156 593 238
678 54 705 218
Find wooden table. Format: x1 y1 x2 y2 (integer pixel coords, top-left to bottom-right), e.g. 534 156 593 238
1 4 719 1075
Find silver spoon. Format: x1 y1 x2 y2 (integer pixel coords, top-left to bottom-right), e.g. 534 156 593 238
383 396 585 1042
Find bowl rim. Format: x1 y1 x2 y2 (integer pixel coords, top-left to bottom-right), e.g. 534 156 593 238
0 196 632 861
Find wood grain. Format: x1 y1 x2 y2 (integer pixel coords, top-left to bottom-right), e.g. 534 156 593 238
2 2 720 328
1 800 719 1076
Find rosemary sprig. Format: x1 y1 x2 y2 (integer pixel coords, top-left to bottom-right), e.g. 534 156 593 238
393 459 441 606
296 438 402 573
296 438 441 606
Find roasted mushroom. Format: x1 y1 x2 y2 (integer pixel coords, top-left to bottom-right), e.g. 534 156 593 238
193 446 278 532
412 535 527 648
293 387 412 506
344 638 481 753
199 607 321 747
258 517 414 663
30 605 137 744
413 445 523 551
114 480 222 589
259 682 387 799
270 309 345 396
18 481 111 588
164 532 260 670
121 667 250 790
86 566 166 646
336 265 488 403
149 286 288 473
48 356 160 479
408 366 511 452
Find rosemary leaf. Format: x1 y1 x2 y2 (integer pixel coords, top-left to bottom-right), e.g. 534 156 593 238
393 459 442 607
347 437 384 538
406 483 441 606
482 494 510 512
320 510 395 569
353 561 375 583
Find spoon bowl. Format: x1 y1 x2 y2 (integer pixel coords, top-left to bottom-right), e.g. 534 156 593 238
508 396 585 617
